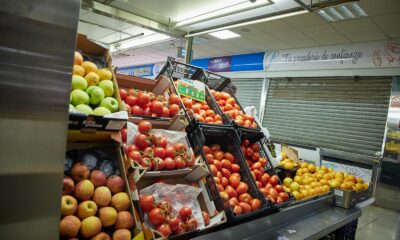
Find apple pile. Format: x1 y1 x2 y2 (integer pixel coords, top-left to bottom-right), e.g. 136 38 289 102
241 139 290 204
119 88 181 118
60 151 134 240
139 195 210 237
124 121 195 170
203 144 262 216
70 51 119 116
180 96 224 124
210 90 257 129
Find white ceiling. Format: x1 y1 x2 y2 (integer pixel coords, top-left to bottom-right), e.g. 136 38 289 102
78 0 400 67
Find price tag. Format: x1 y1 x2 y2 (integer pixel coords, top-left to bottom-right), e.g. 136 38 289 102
334 189 344 197
177 78 206 102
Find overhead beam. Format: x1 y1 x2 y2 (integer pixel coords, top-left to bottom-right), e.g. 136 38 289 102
81 0 185 38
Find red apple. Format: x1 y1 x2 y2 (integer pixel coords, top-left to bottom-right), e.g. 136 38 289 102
63 176 75 195
106 175 125 194
74 179 94 201
98 207 117 227
93 186 112 207
59 215 81 238
275 184 284 193
90 170 107 187
77 200 98 220
111 192 130 212
71 162 90 182
113 229 131 240
80 216 102 238
270 175 279 186
91 232 111 240
279 192 289 201
61 195 77 216
115 211 134 229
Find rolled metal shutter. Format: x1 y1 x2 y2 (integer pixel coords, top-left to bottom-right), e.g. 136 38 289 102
232 78 264 115
262 77 392 156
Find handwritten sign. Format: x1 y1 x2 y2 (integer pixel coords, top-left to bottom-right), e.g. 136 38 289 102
177 78 206 102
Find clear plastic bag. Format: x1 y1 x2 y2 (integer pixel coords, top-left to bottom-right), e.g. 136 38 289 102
140 182 205 228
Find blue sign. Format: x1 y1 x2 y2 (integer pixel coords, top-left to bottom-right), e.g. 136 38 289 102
117 64 154 77
191 52 264 72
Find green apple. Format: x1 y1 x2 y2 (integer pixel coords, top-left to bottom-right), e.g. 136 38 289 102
86 86 105 105
69 104 75 110
93 107 111 116
70 89 90 106
71 75 87 90
75 104 93 115
100 97 119 113
98 80 114 97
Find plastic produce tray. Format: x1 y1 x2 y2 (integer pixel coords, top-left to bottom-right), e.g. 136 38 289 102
187 124 270 221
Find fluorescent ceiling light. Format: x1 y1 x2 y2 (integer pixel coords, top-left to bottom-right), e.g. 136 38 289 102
338 5 355 19
351 2 367 17
209 30 240 39
185 9 308 37
326 7 345 21
317 10 335 22
175 0 270 27
111 33 171 52
317 2 367 23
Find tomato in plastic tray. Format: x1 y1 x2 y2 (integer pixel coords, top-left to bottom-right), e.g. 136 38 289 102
238 130 295 209
188 124 270 221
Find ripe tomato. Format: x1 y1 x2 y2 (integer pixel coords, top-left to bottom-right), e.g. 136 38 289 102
139 195 154 213
161 107 170 117
221 159 231 170
154 147 166 158
250 199 261 210
159 137 168 148
216 171 222 179
216 184 224 192
183 98 193 108
221 168 231 178
242 139 250 147
213 160 222 170
225 185 237 198
167 216 180 231
202 211 210 226
239 193 252 204
127 145 138 153
121 128 127 142
119 88 127 100
246 148 254 158
226 97 235 105
239 202 252 213
125 96 138 106
151 101 163 114
220 176 228 188
143 107 152 116
231 173 241 180
140 157 152 169
156 200 172 214
143 147 155 158
256 181 263 189
229 197 239 208
175 222 186 234
156 223 172 237
205 154 214 164
233 205 242 215
261 173 271 185
252 162 262 170
165 146 175 158
265 183 273 189
186 218 198 231
219 191 229 201
209 164 218 176
131 105 144 116
229 175 240 188
252 152 260 161
174 143 187 153
205 116 214 123
137 92 150 106
276 196 284 204
253 169 262 181
213 177 221 184
129 151 141 163
138 120 152 134
192 103 202 113
259 188 269 197
275 184 284 193
169 104 180 116
175 156 186 169
213 151 224 160
231 164 240 173
152 157 165 171
244 114 254 122
258 157 267 167
134 134 150 149
268 188 278 200
210 144 221 152
163 157 175 170
278 192 289 202
214 114 222 121
185 153 195 167
236 182 249 195
270 175 279 186
169 94 180 105
179 207 192 222
203 146 212 154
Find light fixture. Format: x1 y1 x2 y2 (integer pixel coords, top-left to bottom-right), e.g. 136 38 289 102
185 9 308 37
110 33 171 52
317 2 367 23
209 30 240 39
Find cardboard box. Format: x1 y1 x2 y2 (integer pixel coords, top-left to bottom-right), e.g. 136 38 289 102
128 166 226 240
66 132 142 238
68 34 128 132
116 73 186 131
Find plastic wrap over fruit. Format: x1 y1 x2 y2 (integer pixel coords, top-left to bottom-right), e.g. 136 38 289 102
140 182 205 228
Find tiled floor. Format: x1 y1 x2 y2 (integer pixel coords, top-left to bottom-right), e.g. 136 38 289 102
355 205 400 240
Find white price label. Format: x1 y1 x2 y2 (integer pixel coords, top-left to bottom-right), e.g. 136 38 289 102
334 189 344 197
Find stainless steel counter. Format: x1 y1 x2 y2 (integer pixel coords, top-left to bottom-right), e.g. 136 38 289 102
192 195 362 240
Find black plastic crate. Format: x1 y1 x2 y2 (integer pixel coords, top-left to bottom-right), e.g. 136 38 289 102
187 124 270 221
203 69 234 93
320 219 358 240
238 130 295 209
157 58 208 83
